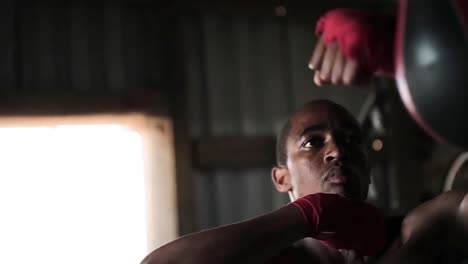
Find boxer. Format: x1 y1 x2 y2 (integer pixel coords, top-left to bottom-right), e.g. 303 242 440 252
141 100 388 264
140 102 468 263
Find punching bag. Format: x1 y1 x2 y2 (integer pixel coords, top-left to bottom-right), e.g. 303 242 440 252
395 0 468 148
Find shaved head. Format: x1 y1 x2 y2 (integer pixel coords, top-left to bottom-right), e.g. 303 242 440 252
276 100 359 166
272 100 370 200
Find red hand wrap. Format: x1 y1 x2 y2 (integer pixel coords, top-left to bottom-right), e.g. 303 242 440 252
315 8 395 77
290 193 386 256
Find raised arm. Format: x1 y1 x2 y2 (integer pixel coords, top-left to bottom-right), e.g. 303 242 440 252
141 204 307 264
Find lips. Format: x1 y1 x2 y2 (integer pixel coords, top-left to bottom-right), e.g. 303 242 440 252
327 173 347 184
322 165 362 199
324 166 350 184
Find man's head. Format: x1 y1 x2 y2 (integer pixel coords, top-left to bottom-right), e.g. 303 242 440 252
272 100 370 201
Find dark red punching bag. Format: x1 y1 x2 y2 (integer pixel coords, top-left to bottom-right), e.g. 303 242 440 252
396 0 468 148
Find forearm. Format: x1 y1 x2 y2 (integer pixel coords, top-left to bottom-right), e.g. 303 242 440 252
378 192 468 263
446 192 468 254
427 191 468 248
141 205 307 264
388 191 468 263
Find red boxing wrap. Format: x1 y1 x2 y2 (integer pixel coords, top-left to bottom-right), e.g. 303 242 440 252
290 193 386 256
315 8 395 77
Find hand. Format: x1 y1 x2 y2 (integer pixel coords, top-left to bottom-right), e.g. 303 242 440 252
291 193 386 256
309 9 395 87
309 37 370 86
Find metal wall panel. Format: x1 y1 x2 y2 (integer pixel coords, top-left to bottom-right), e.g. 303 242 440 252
0 0 168 95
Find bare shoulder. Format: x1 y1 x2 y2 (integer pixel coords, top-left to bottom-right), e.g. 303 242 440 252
266 239 346 264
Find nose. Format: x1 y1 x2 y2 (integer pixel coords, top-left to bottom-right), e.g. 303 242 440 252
323 139 342 164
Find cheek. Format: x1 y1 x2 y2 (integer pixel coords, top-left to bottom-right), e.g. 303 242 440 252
349 149 370 175
288 153 324 196
350 150 371 197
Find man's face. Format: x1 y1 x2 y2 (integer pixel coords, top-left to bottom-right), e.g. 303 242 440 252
285 103 370 200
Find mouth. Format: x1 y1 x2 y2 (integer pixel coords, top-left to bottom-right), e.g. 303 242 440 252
323 166 352 185
321 165 362 199
327 173 347 184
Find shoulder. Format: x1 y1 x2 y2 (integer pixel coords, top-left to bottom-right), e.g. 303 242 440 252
266 242 345 264
265 247 310 264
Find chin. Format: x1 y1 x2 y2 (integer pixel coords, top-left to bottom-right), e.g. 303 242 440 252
326 185 361 199
327 186 347 197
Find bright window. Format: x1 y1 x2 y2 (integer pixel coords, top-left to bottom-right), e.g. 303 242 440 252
0 123 148 264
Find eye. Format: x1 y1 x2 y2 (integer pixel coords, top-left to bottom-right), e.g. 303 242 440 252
304 136 324 148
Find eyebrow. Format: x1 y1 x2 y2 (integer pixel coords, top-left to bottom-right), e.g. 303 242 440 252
299 124 326 139
297 123 362 142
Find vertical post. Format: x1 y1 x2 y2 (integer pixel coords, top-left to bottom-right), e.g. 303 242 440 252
159 2 195 235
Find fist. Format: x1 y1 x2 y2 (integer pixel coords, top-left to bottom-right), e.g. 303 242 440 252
309 9 395 87
309 37 368 86
291 193 386 256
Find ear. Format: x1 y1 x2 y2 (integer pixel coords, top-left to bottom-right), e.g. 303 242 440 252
271 166 292 193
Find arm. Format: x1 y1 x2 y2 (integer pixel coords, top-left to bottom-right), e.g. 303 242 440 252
141 193 386 264
454 192 468 250
141 204 308 264
404 191 468 254
380 191 468 263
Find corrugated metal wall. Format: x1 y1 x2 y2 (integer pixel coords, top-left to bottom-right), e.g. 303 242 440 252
181 13 373 230
0 0 168 95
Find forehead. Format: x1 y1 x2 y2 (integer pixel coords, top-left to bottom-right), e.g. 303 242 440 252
288 103 360 139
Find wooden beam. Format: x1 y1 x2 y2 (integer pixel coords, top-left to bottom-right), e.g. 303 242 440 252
173 0 397 22
162 1 196 235
193 136 277 169
0 93 169 116
143 116 179 250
